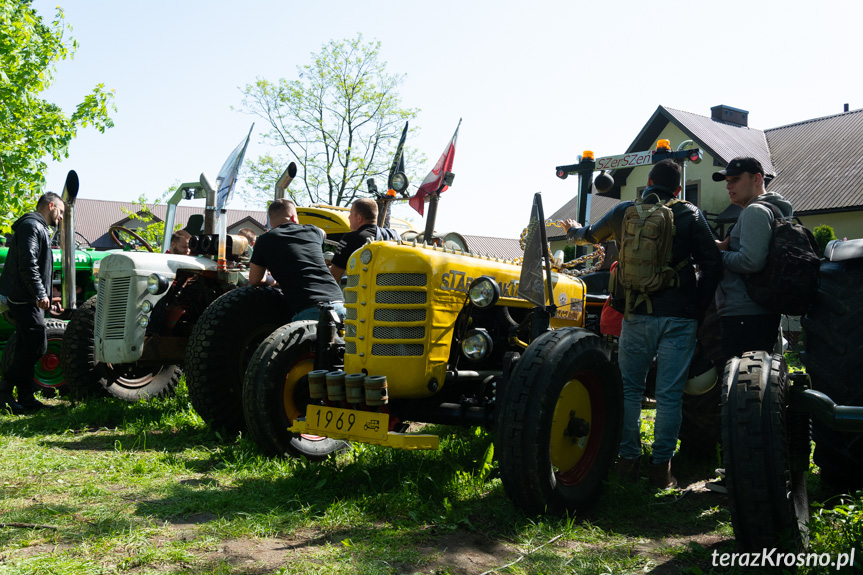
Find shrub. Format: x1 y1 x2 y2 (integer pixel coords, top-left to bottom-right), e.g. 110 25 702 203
813 224 837 257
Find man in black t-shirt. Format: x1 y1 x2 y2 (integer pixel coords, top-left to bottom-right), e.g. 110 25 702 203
249 199 344 321
329 198 399 281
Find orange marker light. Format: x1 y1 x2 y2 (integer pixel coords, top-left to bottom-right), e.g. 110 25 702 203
582 150 595 161
656 139 671 151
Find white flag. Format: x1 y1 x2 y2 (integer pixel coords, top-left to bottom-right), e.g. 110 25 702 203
215 124 254 216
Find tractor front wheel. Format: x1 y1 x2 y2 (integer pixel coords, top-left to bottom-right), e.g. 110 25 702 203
243 321 347 460
496 328 621 515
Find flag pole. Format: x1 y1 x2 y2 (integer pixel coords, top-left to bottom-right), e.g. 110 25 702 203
534 193 556 316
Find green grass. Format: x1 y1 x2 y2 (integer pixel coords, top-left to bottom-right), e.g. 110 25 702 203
0 378 859 575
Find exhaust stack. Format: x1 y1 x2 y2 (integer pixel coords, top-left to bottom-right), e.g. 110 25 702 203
60 170 79 312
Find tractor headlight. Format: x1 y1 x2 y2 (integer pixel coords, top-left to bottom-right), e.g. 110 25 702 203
390 172 409 193
360 249 373 264
140 299 153 313
138 314 150 328
461 329 492 361
468 276 500 309
147 273 170 295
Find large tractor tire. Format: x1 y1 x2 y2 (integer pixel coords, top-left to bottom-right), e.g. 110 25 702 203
721 352 809 552
801 258 863 489
186 286 292 431
61 296 182 401
60 297 105 399
496 328 621 515
243 321 348 460
1 319 68 395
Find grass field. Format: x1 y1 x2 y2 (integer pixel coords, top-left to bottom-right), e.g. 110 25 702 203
0 379 860 575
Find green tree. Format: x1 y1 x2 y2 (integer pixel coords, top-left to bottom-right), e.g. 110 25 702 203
0 0 115 232
237 35 421 208
118 194 172 251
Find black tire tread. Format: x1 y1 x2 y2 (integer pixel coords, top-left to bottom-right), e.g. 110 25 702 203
186 286 292 431
722 351 808 552
60 296 105 399
801 259 863 487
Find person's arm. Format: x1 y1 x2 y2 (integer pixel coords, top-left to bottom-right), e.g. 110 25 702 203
329 264 346 282
721 205 773 274
689 207 723 320
249 263 274 286
563 205 620 246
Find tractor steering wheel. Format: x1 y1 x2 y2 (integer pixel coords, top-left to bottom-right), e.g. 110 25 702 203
109 226 155 252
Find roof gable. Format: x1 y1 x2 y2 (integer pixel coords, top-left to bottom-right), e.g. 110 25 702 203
611 106 774 190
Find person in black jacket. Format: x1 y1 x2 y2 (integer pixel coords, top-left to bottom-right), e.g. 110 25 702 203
0 193 65 414
563 159 722 488
329 198 398 282
248 198 345 322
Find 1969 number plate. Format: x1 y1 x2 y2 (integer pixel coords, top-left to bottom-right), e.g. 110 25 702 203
305 405 389 441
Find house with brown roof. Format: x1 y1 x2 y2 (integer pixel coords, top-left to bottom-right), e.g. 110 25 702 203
71 199 268 250
548 104 863 256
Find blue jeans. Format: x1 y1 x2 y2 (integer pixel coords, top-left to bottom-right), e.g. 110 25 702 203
617 314 697 463
292 301 346 323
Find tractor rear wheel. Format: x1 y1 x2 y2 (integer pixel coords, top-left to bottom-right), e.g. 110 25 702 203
721 351 809 552
2 319 68 396
243 320 348 460
801 257 863 489
496 328 621 515
186 286 292 431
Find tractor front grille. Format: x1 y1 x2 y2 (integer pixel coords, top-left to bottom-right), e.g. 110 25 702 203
95 277 132 341
345 271 430 358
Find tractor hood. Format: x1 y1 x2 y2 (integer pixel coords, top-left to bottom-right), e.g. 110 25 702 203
98 251 218 278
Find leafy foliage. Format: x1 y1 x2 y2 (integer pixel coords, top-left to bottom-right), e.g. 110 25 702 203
813 223 837 257
118 193 176 250
237 35 421 208
0 0 115 232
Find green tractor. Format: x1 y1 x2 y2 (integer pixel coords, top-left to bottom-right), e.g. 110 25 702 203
0 171 108 395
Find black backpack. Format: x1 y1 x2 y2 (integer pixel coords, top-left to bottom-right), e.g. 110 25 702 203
743 201 820 316
374 227 400 241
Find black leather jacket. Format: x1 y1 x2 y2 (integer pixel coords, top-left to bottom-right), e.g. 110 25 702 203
568 186 722 320
0 212 53 304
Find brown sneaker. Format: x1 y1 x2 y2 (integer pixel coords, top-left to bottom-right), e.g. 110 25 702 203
615 456 641 482
649 459 678 489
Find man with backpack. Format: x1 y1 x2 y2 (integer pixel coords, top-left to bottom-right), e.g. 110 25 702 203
712 157 794 358
329 198 400 282
563 159 722 488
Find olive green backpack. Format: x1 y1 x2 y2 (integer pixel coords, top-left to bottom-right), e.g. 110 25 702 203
617 194 688 318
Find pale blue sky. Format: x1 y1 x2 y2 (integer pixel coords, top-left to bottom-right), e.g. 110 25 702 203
32 0 863 237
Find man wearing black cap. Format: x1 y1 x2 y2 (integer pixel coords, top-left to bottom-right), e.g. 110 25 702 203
712 157 792 358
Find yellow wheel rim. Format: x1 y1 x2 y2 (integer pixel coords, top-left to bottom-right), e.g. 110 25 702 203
549 378 593 473
282 353 315 422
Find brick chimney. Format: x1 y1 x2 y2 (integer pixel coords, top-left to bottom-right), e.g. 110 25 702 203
711 105 749 127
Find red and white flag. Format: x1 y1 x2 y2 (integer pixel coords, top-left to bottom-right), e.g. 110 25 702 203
409 119 461 215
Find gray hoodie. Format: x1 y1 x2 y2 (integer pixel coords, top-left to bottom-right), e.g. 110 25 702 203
715 191 793 317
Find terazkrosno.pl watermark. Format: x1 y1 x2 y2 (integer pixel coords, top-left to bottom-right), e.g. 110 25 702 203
712 548 857 570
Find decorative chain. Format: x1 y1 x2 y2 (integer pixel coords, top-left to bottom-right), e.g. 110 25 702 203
515 220 605 277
